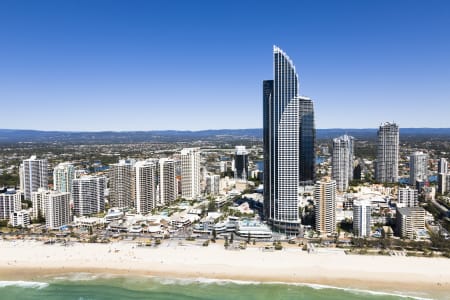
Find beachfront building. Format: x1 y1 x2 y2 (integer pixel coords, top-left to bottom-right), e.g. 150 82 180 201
263 45 315 233
236 219 272 239
332 135 354 192
31 188 49 219
314 178 337 235
9 210 31 228
205 174 220 196
181 148 201 200
0 189 22 220
21 156 48 200
45 191 71 230
397 187 419 208
375 122 399 183
409 151 428 186
135 160 157 215
159 158 177 205
396 207 426 239
353 200 371 237
72 176 106 216
109 159 136 209
53 162 75 194
234 146 249 181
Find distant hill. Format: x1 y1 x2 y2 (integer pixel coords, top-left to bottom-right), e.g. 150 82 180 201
1 128 450 144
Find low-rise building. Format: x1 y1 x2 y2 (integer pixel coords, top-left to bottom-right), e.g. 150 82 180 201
396 207 426 239
9 210 31 228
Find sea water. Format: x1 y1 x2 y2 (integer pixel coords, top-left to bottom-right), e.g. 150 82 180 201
0 274 434 300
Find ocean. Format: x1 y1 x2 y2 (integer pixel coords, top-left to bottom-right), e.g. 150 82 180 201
0 274 433 300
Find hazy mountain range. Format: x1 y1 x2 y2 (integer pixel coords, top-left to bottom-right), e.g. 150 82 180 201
1 128 450 144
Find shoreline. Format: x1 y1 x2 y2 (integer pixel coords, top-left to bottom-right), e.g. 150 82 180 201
1 240 449 299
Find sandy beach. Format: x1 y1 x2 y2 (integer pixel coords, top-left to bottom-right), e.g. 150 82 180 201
0 239 449 299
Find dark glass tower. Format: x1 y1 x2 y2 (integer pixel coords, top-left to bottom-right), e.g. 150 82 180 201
234 146 249 181
299 97 315 184
263 46 315 233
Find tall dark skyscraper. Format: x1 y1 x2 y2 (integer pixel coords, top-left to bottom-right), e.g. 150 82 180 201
263 46 315 233
234 146 249 181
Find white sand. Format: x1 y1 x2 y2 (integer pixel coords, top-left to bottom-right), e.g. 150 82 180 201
0 239 449 298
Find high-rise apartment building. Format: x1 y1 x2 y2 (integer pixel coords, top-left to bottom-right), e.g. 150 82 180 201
53 162 75 194
438 173 450 194
21 156 48 200
397 187 419 208
159 158 177 205
0 189 22 220
396 207 425 239
409 151 428 186
181 148 201 200
438 158 448 174
45 191 71 229
109 159 136 208
375 122 399 183
234 146 249 181
206 174 220 196
353 200 371 237
299 97 316 184
332 135 354 192
31 188 49 219
72 176 106 216
135 160 157 214
263 46 315 232
314 179 336 235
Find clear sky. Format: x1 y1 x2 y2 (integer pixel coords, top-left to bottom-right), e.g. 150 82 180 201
1 0 449 131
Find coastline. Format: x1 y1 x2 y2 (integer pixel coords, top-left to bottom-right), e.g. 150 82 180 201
1 240 449 299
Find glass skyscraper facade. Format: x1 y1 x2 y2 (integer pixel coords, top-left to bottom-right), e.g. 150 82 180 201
263 46 315 233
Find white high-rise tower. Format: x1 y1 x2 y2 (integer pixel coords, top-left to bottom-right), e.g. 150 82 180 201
376 122 399 183
53 162 75 194
159 158 177 205
72 176 106 216
353 200 371 237
181 148 201 200
332 135 354 192
21 156 48 200
135 160 157 214
109 159 136 208
409 151 428 186
314 178 337 235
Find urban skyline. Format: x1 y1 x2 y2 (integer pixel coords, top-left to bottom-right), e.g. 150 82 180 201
1 1 450 131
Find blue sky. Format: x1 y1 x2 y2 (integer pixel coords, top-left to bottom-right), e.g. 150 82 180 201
1 0 449 131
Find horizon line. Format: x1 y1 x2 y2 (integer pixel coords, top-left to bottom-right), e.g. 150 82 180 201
1 127 450 133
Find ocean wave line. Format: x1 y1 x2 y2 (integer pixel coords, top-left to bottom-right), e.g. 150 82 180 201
0 280 49 289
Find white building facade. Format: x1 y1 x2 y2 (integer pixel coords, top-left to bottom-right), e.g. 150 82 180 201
159 158 177 205
314 179 337 235
109 159 136 208
353 200 371 237
72 176 106 216
397 187 419 208
45 191 71 229
21 156 48 200
135 160 157 214
409 151 428 186
332 135 354 192
53 162 75 194
181 148 201 200
376 122 399 183
0 189 22 220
